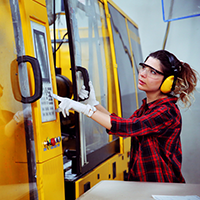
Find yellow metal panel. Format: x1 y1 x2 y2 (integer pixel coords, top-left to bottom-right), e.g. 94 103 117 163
75 158 110 199
15 1 65 200
0 2 29 199
19 0 63 163
124 137 131 154
108 153 127 180
37 155 65 200
0 182 30 200
75 142 131 198
56 29 72 79
33 0 46 7
123 137 131 170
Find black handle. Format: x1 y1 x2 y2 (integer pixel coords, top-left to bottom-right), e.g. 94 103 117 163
10 55 42 103
76 66 90 101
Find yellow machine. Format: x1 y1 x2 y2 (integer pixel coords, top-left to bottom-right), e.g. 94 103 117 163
0 0 64 200
0 0 144 199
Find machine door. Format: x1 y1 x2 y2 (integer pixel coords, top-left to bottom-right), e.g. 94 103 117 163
0 1 39 200
0 0 65 200
61 0 119 175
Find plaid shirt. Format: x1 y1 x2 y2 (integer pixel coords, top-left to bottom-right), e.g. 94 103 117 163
108 96 185 183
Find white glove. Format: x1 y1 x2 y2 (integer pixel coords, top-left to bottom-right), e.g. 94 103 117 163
51 93 96 118
13 106 32 124
79 81 99 106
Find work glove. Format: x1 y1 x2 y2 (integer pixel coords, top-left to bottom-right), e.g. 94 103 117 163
13 106 32 124
79 81 99 106
51 93 96 118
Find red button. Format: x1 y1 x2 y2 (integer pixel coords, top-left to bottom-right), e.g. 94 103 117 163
51 138 56 146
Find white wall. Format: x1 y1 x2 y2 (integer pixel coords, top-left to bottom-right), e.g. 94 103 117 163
112 0 200 184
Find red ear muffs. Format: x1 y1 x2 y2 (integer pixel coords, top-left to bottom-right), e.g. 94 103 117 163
160 75 174 94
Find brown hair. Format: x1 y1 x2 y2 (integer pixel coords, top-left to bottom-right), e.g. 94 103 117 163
145 50 198 107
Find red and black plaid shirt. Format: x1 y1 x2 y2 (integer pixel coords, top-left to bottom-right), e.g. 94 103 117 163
108 96 185 183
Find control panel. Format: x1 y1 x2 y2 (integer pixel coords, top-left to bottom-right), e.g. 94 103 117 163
43 136 61 151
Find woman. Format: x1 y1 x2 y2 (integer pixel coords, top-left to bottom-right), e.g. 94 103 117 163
52 50 198 183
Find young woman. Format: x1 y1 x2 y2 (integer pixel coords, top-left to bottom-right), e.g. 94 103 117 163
52 50 198 183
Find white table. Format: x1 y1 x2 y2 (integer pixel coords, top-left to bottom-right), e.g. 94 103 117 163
77 180 200 200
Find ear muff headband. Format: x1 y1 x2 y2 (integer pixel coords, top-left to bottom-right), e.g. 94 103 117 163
160 53 178 94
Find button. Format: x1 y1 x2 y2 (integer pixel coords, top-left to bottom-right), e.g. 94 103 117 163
57 136 61 142
46 137 51 150
51 138 56 146
47 137 51 145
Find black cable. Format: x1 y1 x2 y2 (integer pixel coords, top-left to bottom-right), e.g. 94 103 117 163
55 31 68 52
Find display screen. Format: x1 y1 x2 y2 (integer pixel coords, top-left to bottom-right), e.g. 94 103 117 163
33 30 50 82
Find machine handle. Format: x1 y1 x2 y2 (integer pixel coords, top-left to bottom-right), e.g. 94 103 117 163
11 55 43 103
76 66 90 101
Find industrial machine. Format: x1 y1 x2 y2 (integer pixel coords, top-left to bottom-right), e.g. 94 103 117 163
0 0 144 199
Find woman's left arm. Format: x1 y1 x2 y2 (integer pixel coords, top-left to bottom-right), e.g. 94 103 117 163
106 105 175 137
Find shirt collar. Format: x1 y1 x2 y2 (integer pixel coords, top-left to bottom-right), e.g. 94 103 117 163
142 96 178 110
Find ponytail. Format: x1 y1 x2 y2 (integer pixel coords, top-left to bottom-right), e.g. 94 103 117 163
173 62 198 107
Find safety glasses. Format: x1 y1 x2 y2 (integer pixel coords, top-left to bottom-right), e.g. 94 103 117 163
139 63 164 79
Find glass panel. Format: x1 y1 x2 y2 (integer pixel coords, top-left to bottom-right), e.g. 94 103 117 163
73 0 109 156
0 2 37 199
51 0 110 168
108 3 137 118
162 0 200 22
127 20 146 105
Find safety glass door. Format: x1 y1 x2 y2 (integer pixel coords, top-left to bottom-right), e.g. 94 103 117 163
72 0 108 163
0 1 39 200
63 0 119 174
108 3 139 118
